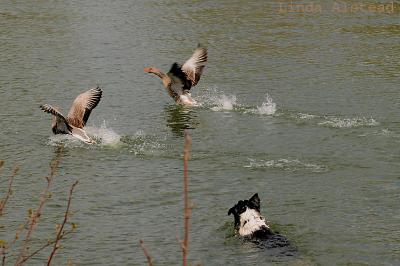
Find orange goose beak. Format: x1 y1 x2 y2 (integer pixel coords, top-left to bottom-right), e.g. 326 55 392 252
144 67 152 73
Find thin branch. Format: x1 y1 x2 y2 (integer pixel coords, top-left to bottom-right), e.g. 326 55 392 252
12 222 28 246
0 166 19 216
139 239 153 266
1 221 29 265
23 243 52 264
15 150 63 266
18 230 73 265
181 130 192 266
47 181 78 266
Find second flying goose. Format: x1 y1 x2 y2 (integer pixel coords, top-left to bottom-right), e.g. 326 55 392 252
144 46 207 106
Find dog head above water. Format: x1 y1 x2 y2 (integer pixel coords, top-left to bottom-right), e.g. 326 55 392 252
228 193 270 237
228 193 293 252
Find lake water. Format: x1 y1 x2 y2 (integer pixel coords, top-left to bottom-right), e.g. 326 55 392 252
0 0 399 265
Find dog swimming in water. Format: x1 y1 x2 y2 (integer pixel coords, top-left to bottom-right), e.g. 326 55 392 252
228 193 291 249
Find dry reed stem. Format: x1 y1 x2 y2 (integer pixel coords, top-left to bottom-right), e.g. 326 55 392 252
47 180 78 266
140 131 194 266
0 166 19 216
181 130 192 266
15 150 63 266
139 239 153 266
1 246 5 266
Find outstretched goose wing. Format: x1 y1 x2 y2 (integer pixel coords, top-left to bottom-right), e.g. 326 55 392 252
181 46 207 87
67 86 102 128
40 104 71 134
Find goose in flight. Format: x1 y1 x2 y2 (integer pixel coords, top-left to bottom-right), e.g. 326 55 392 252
144 46 207 106
40 86 102 143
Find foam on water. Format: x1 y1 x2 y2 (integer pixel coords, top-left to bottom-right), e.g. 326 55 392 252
245 158 327 173
296 112 318 120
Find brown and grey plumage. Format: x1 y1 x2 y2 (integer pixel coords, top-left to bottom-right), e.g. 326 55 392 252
40 86 102 143
144 46 207 105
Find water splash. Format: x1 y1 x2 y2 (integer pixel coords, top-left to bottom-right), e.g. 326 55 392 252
47 121 121 147
211 95 237 111
195 87 238 111
195 87 276 115
85 121 121 146
245 94 277 115
256 96 276 115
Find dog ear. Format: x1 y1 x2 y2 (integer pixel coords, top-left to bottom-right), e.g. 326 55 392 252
249 193 260 212
228 206 235 216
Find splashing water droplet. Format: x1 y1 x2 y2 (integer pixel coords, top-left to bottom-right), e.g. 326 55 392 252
255 94 277 115
211 95 237 111
85 121 121 146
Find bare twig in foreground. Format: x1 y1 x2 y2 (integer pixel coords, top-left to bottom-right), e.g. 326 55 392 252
47 180 78 266
0 164 19 266
18 230 73 265
139 239 153 266
15 150 63 265
181 130 192 266
0 166 19 216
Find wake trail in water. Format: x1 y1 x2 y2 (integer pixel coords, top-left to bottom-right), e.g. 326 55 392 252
195 87 277 115
245 158 327 173
195 88 379 129
120 130 171 156
288 112 379 129
318 117 378 128
46 122 171 157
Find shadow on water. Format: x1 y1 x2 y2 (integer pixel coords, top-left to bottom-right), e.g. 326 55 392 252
164 104 199 136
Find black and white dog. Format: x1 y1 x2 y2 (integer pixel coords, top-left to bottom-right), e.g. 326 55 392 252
228 193 290 248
